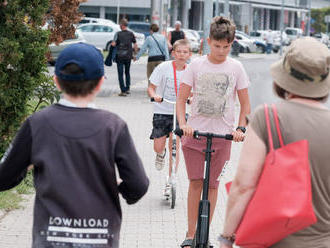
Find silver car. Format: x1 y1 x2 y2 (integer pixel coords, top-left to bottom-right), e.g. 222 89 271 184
48 30 87 65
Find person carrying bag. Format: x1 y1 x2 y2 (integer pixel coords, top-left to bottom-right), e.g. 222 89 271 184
219 37 330 248
135 24 169 84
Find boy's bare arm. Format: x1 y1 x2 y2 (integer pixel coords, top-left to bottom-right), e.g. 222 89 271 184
147 83 162 102
177 83 194 136
237 88 251 127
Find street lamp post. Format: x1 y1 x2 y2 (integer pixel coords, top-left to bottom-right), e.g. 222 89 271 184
224 0 229 18
215 0 219 17
307 0 311 36
202 0 212 55
116 0 120 24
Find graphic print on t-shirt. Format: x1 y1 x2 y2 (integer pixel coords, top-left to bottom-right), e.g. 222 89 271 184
41 216 113 246
194 72 235 118
163 77 177 102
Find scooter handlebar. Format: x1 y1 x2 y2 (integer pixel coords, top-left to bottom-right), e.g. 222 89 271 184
150 98 190 104
174 129 233 140
150 97 163 102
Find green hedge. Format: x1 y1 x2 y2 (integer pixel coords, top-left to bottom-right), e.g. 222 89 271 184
0 0 53 156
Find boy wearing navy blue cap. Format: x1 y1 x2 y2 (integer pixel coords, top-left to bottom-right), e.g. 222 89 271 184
0 43 149 248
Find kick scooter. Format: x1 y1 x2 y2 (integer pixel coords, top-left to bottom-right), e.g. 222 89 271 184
176 129 233 248
151 97 179 209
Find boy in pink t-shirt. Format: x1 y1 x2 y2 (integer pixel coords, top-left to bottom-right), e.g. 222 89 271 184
177 16 251 247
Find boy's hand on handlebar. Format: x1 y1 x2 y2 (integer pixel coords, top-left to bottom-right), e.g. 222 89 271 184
153 95 163 102
232 130 245 142
181 125 194 137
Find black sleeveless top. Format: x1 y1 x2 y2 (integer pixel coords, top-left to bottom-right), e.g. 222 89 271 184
170 30 185 45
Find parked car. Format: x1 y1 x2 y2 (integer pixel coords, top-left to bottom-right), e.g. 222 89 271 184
78 17 117 26
236 31 266 53
77 23 145 51
250 30 288 53
312 32 329 47
127 21 151 37
182 29 200 52
285 27 303 43
48 30 91 65
184 28 201 42
235 33 258 53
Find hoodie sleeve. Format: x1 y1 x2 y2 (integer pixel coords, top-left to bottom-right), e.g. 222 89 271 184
114 123 149 204
0 119 32 191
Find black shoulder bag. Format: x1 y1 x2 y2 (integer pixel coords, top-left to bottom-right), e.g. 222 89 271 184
149 35 166 62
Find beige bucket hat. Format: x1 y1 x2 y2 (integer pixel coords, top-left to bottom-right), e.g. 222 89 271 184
270 37 330 98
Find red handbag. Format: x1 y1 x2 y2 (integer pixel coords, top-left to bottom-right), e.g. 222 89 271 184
228 104 317 248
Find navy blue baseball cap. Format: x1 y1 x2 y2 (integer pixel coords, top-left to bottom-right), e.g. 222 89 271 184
55 43 104 81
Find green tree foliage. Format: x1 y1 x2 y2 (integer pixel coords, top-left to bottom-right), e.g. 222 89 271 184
311 7 330 33
0 0 52 156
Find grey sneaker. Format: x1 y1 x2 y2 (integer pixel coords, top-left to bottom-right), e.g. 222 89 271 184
155 149 166 171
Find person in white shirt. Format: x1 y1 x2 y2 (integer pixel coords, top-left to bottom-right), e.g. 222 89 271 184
265 29 274 54
148 39 192 195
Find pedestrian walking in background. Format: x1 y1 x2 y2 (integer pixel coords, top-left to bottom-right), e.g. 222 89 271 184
148 39 191 196
135 23 170 84
219 37 330 248
177 16 251 247
168 20 185 52
0 43 149 248
112 18 138 96
265 29 274 54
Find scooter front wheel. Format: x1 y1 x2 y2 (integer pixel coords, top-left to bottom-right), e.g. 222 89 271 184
191 235 212 248
170 185 176 209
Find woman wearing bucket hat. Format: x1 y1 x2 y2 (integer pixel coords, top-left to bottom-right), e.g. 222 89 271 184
218 37 330 248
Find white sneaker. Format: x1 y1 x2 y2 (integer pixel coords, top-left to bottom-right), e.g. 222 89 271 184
155 149 166 171
164 183 171 197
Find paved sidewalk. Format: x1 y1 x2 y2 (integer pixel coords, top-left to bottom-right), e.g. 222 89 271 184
0 80 243 247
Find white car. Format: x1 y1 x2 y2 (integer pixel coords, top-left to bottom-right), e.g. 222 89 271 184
77 23 145 51
285 27 303 43
235 33 257 53
78 17 117 26
313 32 330 47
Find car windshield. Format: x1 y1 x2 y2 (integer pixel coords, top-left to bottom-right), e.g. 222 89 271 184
286 29 297 35
250 32 261 37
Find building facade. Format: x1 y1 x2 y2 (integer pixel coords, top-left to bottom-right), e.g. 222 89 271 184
80 0 330 32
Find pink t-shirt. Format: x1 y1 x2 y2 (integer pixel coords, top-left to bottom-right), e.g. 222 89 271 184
181 55 250 134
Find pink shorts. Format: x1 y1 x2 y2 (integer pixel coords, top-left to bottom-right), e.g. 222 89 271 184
181 136 231 188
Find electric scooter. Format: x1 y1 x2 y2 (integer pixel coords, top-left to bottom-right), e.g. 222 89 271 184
175 129 233 248
151 97 179 209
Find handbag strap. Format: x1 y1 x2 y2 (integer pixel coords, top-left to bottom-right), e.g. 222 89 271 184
271 104 284 147
264 104 284 151
151 35 165 56
264 104 274 151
